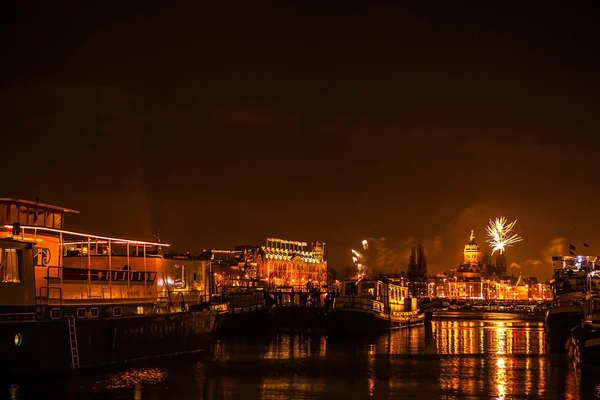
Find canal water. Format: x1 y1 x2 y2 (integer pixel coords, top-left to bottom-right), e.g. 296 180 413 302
5 318 600 399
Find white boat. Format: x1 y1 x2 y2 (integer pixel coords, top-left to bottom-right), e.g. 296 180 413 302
545 255 594 351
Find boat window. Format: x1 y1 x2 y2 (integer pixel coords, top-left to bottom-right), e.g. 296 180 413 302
0 248 22 283
18 206 28 225
53 213 62 229
8 204 18 224
174 265 186 288
90 308 99 318
344 282 356 296
360 282 375 298
591 277 600 292
44 211 54 228
113 307 122 317
0 204 6 226
27 208 36 225
76 308 86 318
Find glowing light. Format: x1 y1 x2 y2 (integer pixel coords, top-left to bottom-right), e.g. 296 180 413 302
485 216 523 255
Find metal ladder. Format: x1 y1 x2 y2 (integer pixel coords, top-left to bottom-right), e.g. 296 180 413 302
67 315 80 369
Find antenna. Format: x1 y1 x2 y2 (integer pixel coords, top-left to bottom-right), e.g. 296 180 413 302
153 231 163 255
33 197 40 225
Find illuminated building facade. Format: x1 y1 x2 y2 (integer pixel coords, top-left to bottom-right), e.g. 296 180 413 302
423 231 551 301
206 238 328 288
263 238 327 287
427 273 551 301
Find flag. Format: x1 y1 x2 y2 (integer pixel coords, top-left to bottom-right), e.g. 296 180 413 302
570 251 575 256
569 244 576 251
584 243 590 248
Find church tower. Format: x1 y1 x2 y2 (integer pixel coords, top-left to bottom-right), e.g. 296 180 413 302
463 230 482 266
496 254 507 277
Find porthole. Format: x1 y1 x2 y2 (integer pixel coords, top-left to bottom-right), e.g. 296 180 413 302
14 333 22 347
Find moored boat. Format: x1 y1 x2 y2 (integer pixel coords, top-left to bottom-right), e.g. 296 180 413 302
217 287 273 336
545 255 591 352
327 276 427 335
0 198 228 375
567 269 600 367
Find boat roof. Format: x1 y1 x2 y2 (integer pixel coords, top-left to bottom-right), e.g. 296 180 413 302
3 225 169 247
0 198 80 214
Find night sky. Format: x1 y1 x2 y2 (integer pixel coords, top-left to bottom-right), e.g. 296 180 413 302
3 2 599 279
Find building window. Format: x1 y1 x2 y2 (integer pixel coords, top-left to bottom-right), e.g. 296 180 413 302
0 248 22 283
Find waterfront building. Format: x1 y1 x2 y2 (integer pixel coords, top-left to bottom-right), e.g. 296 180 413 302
423 230 551 301
204 238 328 289
263 238 327 287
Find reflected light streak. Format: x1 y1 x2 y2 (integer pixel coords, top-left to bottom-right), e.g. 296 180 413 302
496 326 507 355
367 343 375 396
538 357 546 397
496 358 507 400
525 355 532 397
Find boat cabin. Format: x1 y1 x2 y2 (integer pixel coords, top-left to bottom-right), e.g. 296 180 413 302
584 270 600 324
337 277 416 312
550 255 595 299
0 198 217 320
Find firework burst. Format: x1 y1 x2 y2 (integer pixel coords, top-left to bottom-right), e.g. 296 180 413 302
485 216 523 255
351 248 366 278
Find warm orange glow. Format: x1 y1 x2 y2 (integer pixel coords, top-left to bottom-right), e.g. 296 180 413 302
3 225 170 247
12 236 44 243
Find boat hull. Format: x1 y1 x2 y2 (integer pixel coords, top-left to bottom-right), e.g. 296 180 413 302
545 305 582 352
567 325 600 367
271 306 328 331
0 309 225 375
327 308 426 335
217 307 272 337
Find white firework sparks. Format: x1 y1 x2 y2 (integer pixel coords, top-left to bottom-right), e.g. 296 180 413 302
485 216 523 255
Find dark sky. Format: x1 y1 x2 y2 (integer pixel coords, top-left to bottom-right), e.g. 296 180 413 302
2 2 599 279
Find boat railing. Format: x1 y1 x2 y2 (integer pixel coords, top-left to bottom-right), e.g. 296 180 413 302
44 265 158 286
157 288 225 313
555 298 582 308
334 296 384 313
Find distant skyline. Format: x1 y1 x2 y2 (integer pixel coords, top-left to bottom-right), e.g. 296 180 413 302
3 2 599 279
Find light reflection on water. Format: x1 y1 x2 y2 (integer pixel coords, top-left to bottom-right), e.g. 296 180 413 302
5 319 600 399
